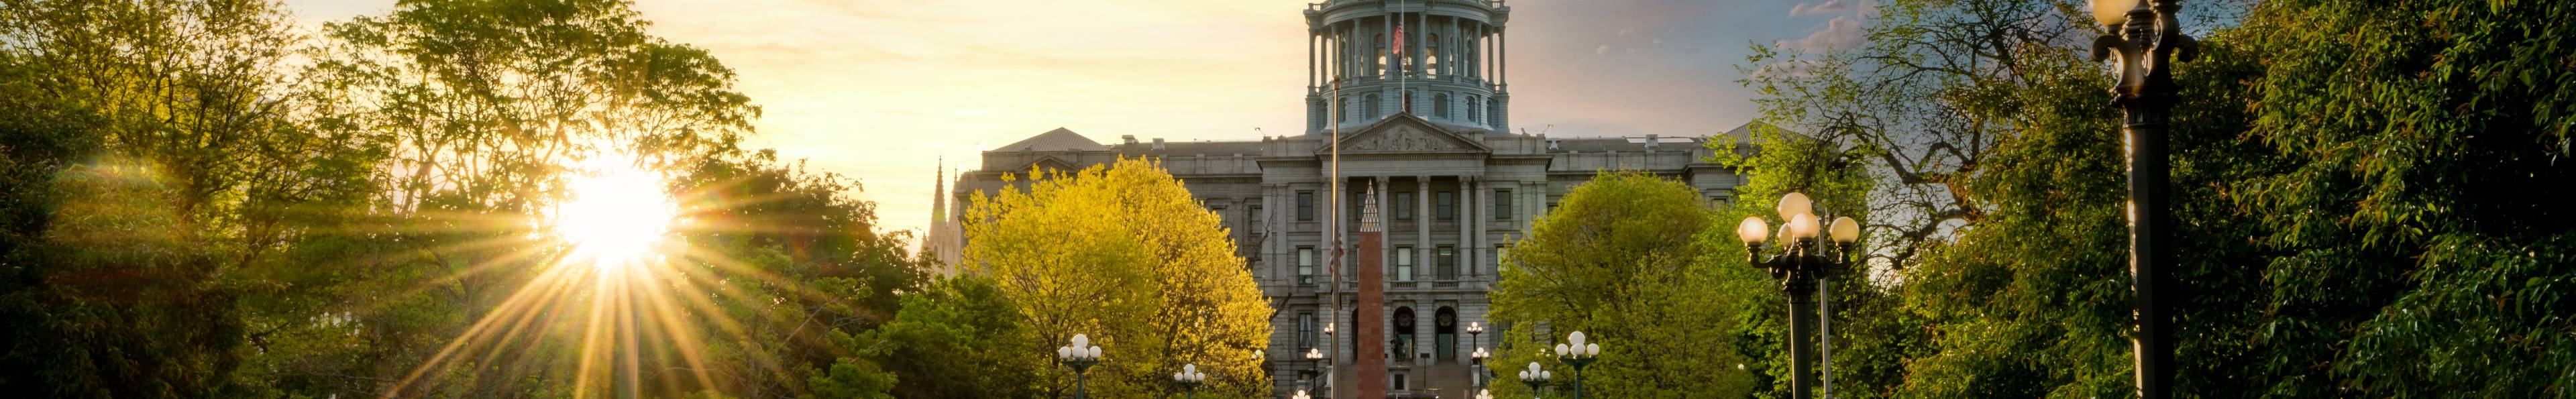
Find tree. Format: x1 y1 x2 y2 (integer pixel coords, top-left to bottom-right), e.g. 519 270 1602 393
1736 0 2576 397
2223 1 2576 396
0 0 342 396
860 275 1044 398
962 158 1273 398
1485 172 1760 398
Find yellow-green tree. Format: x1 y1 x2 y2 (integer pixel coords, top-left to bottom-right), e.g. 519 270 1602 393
1487 172 1761 399
963 158 1272 398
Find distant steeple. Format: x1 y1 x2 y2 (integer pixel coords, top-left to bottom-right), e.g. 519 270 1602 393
930 156 947 227
923 156 965 273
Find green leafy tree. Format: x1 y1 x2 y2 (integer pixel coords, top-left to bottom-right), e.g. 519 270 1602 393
0 0 351 396
859 275 1045 398
963 158 1273 398
1729 0 2255 397
2223 1 2576 396
1486 172 1760 399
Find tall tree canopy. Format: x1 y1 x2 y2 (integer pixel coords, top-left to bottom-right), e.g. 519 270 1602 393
1732 0 2575 397
963 158 1274 398
1486 172 1762 399
3 0 924 397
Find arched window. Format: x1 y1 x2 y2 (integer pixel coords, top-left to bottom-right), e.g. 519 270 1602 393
1468 95 1482 122
1364 95 1381 119
1434 306 1458 360
1373 34 1387 78
1393 306 1418 360
1427 34 1441 78
1434 93 1450 118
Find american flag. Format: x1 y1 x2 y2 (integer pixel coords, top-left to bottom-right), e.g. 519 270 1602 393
1392 21 1405 55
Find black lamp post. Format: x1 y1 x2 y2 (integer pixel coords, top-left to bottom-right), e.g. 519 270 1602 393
1057 334 1104 399
1466 321 1486 389
1173 363 1206 399
1735 192 1863 399
1517 361 1552 399
1554 331 1599 399
1303 347 1326 395
2088 1 2194 398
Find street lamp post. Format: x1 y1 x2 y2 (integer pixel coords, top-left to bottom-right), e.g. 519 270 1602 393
1320 323 1336 398
1304 347 1328 396
1469 347 1491 390
1735 192 1864 399
2089 1 2194 398
1517 362 1553 399
1553 331 1601 399
1057 334 1105 399
1466 322 1487 389
1173 363 1207 399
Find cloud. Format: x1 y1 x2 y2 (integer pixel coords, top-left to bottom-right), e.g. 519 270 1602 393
1595 44 1611 55
1779 15 1864 52
1789 0 1850 16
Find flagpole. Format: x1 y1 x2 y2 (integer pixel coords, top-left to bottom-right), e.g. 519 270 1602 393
1328 73 1343 399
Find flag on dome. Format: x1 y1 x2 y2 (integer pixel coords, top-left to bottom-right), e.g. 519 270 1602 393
1393 21 1405 55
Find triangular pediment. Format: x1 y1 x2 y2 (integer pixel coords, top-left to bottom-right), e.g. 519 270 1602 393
1018 156 1080 174
1324 113 1489 153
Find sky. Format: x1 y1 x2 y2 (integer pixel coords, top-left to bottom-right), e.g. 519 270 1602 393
276 0 1874 248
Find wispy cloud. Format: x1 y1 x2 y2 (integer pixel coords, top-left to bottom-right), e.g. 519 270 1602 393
1780 15 1865 52
1789 0 1852 16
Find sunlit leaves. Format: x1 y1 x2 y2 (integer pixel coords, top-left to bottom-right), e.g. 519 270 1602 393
1487 172 1758 399
961 158 1273 398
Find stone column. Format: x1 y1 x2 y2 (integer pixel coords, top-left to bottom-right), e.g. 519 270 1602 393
1415 176 1432 280
1463 176 1483 279
1468 177 1483 278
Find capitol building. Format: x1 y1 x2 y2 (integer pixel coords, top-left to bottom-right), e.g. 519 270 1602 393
924 1 1756 397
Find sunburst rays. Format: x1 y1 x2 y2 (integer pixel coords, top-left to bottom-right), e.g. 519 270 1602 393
379 154 857 398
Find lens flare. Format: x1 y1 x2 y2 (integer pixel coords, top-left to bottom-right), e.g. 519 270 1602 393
552 154 679 266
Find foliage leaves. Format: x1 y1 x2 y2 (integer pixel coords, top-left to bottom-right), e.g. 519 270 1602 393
1487 172 1760 399
963 158 1274 398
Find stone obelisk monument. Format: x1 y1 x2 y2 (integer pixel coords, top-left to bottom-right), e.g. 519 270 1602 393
1354 182 1387 399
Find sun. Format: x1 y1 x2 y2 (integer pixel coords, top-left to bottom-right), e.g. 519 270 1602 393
551 154 680 266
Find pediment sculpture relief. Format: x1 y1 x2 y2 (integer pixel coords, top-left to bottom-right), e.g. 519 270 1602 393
1350 127 1458 152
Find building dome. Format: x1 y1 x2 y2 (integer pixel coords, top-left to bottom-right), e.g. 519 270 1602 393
1303 0 1512 135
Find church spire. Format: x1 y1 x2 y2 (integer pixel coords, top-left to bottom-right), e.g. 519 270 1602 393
930 156 947 225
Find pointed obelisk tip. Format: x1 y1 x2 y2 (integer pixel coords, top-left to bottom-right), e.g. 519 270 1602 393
1359 180 1383 232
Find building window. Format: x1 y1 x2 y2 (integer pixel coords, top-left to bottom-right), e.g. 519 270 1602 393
1297 191 1316 221
1495 189 1513 220
1249 204 1265 233
1436 246 1457 280
1299 312 1317 349
1434 93 1450 118
1393 192 1415 221
1336 97 1350 121
1426 34 1441 78
1470 95 1483 121
1349 191 1364 223
1395 247 1415 282
1436 191 1456 220
1365 95 1381 119
1373 34 1387 78
1344 241 1359 278
1495 244 1510 274
1297 246 1316 284
1709 195 1730 209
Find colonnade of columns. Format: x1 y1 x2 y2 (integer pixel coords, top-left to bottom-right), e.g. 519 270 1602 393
1307 9 1504 89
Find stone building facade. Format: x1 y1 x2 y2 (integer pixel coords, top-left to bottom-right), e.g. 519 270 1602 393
923 1 1756 397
